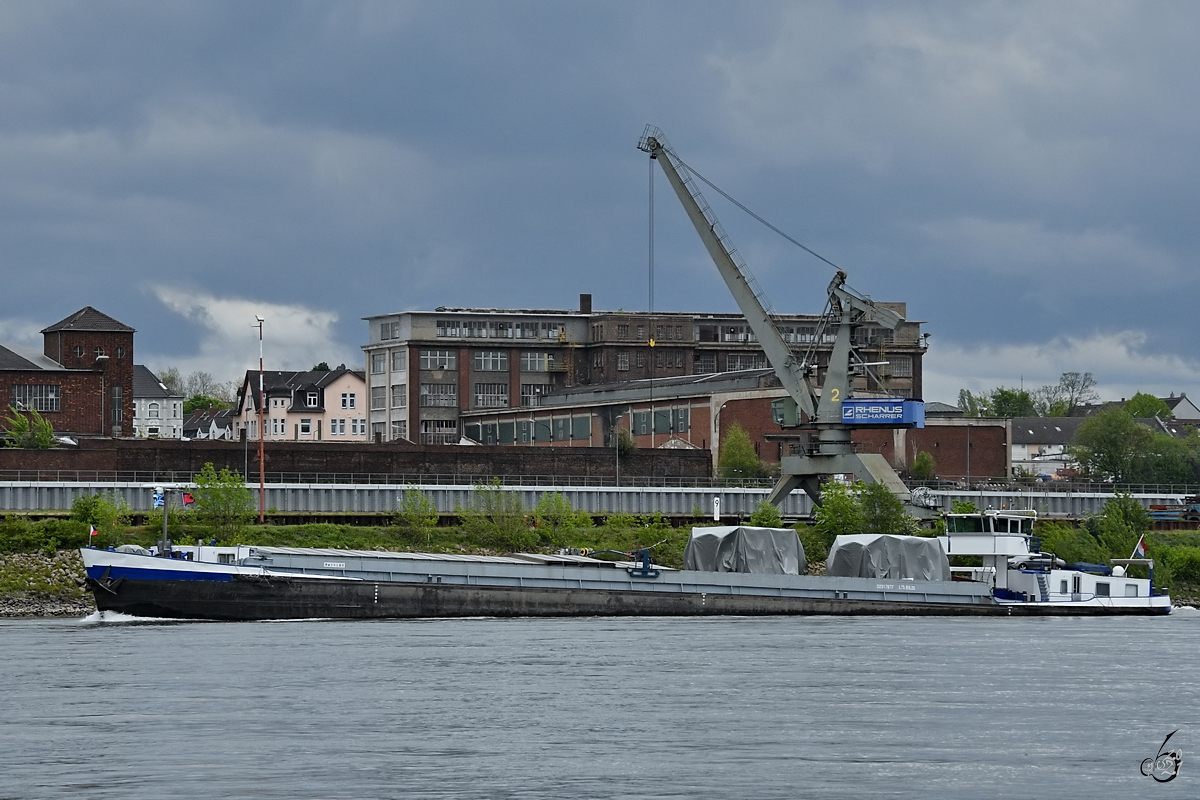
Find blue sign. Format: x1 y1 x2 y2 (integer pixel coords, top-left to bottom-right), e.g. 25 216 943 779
152 493 164 509
841 399 925 428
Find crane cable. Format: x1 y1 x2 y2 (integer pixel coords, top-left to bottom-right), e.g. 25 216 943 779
672 154 846 274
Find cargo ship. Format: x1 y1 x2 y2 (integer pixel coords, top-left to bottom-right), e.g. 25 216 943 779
82 511 1171 620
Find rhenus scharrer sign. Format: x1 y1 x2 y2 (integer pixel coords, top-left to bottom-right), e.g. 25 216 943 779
841 399 925 427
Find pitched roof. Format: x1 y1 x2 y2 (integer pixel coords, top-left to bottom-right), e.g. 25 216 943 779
41 307 135 334
1010 417 1085 445
132 365 181 399
0 343 68 372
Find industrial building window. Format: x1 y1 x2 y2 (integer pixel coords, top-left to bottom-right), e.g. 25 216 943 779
73 345 83 358
371 422 384 438
420 350 456 370
419 383 457 407
571 416 590 440
516 322 539 339
617 324 629 340
636 352 645 368
380 321 400 340
616 352 629 371
591 351 603 369
341 392 356 409
521 352 553 372
371 386 386 410
673 408 689 433
520 384 552 407
391 420 407 440
694 353 715 374
12 384 61 413
540 321 563 340
435 320 461 338
516 420 532 443
115 347 125 359
148 402 160 419
553 417 571 441
94 346 105 357
371 353 386 373
474 351 508 371
888 357 912 378
636 325 645 340
112 386 122 425
535 418 552 442
391 384 406 408
419 419 458 444
474 383 509 408
727 354 766 370
391 349 406 372
489 321 513 339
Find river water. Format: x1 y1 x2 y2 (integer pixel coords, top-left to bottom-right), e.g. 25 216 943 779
2 612 1198 799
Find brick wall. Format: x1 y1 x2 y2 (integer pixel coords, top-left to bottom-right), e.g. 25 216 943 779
0 437 714 481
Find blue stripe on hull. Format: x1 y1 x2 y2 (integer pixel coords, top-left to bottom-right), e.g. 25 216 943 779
86 565 233 582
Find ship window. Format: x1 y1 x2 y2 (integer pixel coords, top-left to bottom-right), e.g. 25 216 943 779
1059 580 1068 593
1095 582 1110 597
1125 584 1138 597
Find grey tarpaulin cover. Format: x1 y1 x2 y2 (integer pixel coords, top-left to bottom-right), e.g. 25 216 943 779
826 534 950 581
683 526 806 575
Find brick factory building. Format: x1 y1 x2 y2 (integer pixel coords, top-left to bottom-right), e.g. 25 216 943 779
0 307 135 438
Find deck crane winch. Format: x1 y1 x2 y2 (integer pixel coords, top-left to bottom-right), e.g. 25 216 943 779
637 126 924 508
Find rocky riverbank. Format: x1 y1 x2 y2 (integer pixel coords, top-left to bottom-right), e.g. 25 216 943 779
0 550 95 617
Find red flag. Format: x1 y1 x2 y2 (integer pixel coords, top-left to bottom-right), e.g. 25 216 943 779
89 525 97 537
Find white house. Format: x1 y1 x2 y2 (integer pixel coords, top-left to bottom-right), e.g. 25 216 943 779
132 365 184 438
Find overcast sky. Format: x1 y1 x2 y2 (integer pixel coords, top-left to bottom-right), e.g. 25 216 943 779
2 1 1198 405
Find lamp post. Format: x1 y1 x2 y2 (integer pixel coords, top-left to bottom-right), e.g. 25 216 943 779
255 315 265 524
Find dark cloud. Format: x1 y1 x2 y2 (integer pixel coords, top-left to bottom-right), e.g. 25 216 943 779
0 1 1197 400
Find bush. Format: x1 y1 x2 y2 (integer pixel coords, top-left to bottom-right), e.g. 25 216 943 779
603 512 637 531
395 488 439 540
534 492 575 543
457 479 534 551
749 501 783 528
2 405 57 449
70 492 130 547
910 451 935 482
1167 547 1200 586
797 526 832 564
0 517 90 554
190 463 256 538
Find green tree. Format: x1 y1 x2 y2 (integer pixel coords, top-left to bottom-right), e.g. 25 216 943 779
458 479 533 550
718 423 761 480
858 482 920 536
749 501 784 528
395 488 439 538
958 389 989 417
1070 408 1154 482
988 387 1036 417
190 463 256 538
1124 392 1172 418
312 361 331 371
184 394 229 415
910 451 936 482
813 481 865 539
614 426 638 458
3 405 57 448
534 492 576 540
1034 372 1099 416
70 492 130 546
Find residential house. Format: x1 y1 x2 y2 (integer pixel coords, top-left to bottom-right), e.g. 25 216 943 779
183 408 235 440
233 366 368 442
132 365 184 438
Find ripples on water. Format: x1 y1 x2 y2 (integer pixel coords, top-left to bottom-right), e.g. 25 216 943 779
2 611 1198 799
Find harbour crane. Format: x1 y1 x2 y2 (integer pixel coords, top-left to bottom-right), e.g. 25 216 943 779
637 126 924 507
